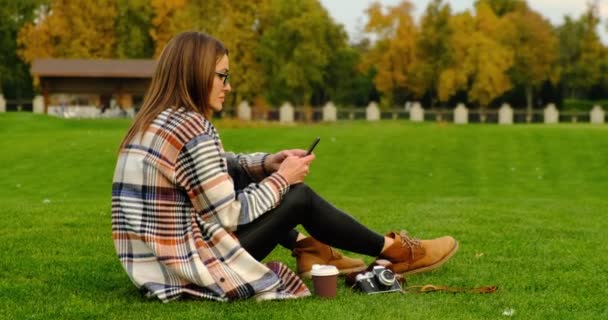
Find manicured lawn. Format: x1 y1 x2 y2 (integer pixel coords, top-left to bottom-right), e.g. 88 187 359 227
0 113 607 319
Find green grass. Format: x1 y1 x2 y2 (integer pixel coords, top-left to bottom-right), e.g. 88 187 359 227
1 113 607 319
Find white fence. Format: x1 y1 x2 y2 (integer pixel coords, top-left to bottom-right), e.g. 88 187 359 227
233 101 606 125
2 95 606 124
46 105 133 118
0 94 6 113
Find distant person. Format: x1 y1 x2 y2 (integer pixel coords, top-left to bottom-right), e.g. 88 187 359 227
111 32 458 302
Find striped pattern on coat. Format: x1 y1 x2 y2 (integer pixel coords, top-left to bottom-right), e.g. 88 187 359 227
111 107 309 302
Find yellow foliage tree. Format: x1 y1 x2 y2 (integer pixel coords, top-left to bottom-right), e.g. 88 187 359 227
361 0 417 107
438 4 513 109
409 0 452 107
18 0 117 63
500 4 559 114
211 0 266 105
149 0 191 57
151 0 316 108
186 0 224 33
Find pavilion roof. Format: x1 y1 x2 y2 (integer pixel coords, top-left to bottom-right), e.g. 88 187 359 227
31 59 156 78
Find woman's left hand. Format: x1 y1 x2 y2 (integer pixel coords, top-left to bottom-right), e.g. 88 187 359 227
265 149 309 173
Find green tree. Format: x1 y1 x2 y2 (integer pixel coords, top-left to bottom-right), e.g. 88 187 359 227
322 46 375 107
115 0 154 59
557 3 605 99
257 0 347 106
0 0 46 98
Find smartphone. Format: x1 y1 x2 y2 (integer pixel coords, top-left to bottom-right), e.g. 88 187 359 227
306 137 320 155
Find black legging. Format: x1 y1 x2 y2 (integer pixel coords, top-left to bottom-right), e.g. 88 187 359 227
229 164 385 261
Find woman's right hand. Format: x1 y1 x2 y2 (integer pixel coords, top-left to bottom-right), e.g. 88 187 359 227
276 154 315 185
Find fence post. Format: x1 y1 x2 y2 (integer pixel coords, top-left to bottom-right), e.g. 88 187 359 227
590 105 605 124
366 102 380 121
498 103 513 125
0 94 6 113
454 103 468 124
237 100 251 121
33 95 44 114
322 101 337 122
544 103 559 124
279 102 294 123
410 102 424 122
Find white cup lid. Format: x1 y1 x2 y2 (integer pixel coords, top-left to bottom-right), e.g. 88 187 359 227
310 264 339 276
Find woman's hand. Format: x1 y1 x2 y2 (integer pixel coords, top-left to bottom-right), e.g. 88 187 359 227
276 154 315 185
265 149 308 173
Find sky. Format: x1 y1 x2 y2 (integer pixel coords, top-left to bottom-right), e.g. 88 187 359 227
318 0 608 43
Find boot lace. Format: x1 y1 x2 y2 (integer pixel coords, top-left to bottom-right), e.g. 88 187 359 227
398 230 422 260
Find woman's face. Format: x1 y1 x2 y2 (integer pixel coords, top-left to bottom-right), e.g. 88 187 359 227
209 54 231 112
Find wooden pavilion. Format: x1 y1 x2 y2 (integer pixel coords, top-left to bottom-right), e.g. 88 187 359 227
31 59 156 114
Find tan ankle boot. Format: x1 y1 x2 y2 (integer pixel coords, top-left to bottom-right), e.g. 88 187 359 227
378 231 458 275
292 237 367 278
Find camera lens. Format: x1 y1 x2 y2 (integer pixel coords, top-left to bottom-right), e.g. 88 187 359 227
377 270 395 287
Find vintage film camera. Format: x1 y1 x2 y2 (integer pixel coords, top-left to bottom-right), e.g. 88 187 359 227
355 265 402 294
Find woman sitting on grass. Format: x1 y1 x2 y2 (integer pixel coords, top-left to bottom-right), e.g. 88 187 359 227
111 31 458 302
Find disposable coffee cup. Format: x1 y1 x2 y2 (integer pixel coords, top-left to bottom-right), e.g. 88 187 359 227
310 264 339 298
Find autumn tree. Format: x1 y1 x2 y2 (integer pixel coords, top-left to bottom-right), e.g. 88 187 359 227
190 0 226 31
474 0 526 16
150 0 229 57
361 0 417 107
18 0 118 63
499 3 559 115
409 0 452 107
212 0 266 106
438 3 513 111
149 0 192 57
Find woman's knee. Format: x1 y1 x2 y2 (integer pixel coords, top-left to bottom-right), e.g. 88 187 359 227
289 183 312 197
282 183 313 209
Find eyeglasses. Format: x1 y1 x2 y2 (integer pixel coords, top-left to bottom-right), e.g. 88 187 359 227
215 71 230 86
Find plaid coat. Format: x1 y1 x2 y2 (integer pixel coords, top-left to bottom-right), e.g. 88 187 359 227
112 107 309 302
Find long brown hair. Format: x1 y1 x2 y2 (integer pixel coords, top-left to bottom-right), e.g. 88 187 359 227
119 32 228 149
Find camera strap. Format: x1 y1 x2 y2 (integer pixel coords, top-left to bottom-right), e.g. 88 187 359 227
404 284 497 294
